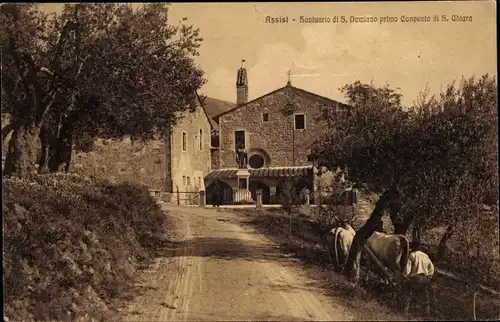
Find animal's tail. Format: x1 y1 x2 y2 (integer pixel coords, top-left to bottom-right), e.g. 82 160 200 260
333 228 340 270
399 234 410 273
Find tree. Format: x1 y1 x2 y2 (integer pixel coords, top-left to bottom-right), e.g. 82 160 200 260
1 3 206 177
278 176 304 237
309 76 498 282
404 75 498 261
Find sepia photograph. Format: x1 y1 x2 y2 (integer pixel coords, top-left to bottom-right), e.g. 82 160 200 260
1 1 498 321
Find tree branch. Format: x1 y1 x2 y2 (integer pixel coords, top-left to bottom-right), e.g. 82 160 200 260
74 55 89 80
36 88 59 126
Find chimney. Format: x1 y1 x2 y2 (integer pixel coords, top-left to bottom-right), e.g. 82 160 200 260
236 59 248 105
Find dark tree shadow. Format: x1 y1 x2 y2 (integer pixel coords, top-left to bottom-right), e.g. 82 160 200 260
186 312 316 321
154 236 295 263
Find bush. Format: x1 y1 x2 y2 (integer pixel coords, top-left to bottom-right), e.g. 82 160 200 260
451 211 499 290
3 173 167 321
278 177 303 215
312 174 352 229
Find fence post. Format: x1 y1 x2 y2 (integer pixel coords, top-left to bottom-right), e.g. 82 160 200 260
304 188 310 206
256 189 262 209
176 186 180 205
199 190 206 207
351 188 358 218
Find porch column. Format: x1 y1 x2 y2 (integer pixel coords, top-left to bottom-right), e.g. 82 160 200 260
235 169 252 203
199 190 206 207
270 186 277 204
304 188 310 206
256 189 263 209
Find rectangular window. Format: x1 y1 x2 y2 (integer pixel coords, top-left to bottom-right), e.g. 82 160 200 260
182 132 187 151
294 114 306 130
234 130 245 149
211 133 220 148
199 129 203 150
262 113 269 122
187 176 191 186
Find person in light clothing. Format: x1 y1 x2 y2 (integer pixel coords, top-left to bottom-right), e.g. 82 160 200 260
402 240 436 317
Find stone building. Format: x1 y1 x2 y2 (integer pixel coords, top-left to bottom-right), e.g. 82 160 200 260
164 94 214 204
202 97 234 170
205 64 347 204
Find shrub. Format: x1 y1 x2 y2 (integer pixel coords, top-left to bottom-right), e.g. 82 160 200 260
3 173 167 321
312 173 353 229
453 211 499 290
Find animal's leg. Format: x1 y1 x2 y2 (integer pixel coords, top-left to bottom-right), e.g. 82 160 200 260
363 259 370 283
327 247 334 263
387 256 400 285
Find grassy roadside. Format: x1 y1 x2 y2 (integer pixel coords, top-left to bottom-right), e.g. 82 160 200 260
232 208 407 321
233 208 499 321
3 173 168 321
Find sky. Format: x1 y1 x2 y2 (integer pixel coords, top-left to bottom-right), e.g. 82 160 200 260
39 1 497 106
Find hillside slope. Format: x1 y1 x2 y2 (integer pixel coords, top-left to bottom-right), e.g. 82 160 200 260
3 174 168 321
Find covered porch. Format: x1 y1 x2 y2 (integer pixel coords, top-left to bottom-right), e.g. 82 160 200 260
204 166 314 205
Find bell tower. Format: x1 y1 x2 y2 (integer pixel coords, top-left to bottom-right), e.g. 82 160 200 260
236 59 248 106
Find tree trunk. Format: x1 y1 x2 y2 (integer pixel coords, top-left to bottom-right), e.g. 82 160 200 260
48 116 74 173
37 124 52 173
437 224 454 262
3 123 41 178
391 209 414 235
343 187 399 283
412 224 420 242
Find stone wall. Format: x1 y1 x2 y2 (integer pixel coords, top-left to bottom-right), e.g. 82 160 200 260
210 148 221 170
72 138 166 189
218 86 341 168
168 101 212 195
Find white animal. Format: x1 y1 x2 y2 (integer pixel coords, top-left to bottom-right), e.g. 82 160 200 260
326 218 410 285
365 231 410 284
326 216 357 272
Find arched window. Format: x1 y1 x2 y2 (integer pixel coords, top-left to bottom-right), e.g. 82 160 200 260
199 129 203 150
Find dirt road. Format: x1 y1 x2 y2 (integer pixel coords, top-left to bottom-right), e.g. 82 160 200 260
118 205 382 321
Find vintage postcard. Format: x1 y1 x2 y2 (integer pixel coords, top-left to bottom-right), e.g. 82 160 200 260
2 1 497 321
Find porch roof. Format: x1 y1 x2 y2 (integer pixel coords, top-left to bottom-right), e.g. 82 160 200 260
205 166 313 180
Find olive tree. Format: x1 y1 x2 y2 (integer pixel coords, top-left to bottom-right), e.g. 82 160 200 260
309 76 498 282
1 3 206 177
